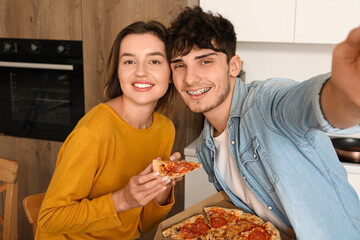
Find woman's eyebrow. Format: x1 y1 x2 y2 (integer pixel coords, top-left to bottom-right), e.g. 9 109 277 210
148 52 165 57
120 52 165 59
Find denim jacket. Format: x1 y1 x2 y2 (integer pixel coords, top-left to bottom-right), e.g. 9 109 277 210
196 73 360 240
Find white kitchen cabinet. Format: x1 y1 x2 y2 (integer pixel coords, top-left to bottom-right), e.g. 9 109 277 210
200 0 295 43
295 0 360 44
200 0 360 44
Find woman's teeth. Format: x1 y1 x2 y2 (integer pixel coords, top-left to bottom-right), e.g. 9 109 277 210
187 88 210 95
134 83 153 88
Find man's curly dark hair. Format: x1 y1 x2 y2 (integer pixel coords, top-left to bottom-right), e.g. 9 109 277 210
167 6 237 63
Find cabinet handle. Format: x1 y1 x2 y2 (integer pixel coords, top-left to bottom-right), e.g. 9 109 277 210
0 61 74 71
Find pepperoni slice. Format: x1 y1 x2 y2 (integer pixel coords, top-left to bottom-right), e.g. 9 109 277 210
248 230 267 240
191 221 210 234
171 163 191 173
180 227 194 238
210 217 228 228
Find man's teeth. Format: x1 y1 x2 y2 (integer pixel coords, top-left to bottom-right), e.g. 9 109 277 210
134 83 153 88
187 88 210 95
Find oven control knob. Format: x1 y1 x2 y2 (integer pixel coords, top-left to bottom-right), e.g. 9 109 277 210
57 44 65 53
3 42 16 53
4 42 11 52
30 42 41 53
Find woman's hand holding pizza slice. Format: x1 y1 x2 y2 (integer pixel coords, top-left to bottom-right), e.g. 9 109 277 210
111 163 172 212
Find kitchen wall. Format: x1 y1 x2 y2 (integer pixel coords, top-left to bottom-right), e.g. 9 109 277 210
237 42 334 82
237 41 360 139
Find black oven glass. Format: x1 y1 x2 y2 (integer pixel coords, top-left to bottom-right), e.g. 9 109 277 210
0 38 84 141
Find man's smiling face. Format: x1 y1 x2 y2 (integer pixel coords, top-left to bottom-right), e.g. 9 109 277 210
170 48 232 114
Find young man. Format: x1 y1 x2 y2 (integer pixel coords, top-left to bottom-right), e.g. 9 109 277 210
167 6 360 239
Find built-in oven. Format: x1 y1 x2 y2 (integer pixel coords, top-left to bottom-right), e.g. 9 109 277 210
0 38 84 141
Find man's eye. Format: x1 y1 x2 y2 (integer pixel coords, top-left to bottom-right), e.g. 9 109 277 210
173 64 185 70
201 60 211 65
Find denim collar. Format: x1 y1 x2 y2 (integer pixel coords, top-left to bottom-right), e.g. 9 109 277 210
202 78 247 144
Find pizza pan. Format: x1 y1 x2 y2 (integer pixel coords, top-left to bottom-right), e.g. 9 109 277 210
331 138 360 163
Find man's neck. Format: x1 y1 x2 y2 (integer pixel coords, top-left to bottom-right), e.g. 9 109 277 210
204 81 236 138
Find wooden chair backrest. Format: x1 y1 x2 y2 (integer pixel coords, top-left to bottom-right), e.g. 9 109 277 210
0 157 19 240
23 193 45 238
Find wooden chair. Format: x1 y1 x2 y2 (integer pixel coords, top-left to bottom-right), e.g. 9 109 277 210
0 157 19 240
23 193 45 238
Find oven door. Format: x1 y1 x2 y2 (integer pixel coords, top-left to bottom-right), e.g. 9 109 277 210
0 61 84 141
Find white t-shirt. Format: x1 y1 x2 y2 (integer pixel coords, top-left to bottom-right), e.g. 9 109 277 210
212 127 287 232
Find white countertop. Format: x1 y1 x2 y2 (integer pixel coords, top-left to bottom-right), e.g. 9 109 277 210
343 162 360 174
184 138 198 157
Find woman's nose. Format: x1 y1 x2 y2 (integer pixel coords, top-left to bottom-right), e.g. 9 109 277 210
135 62 147 76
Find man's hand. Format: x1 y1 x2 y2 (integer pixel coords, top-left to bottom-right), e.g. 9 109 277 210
112 163 171 212
321 25 360 128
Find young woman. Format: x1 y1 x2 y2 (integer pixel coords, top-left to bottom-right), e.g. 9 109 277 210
36 21 179 240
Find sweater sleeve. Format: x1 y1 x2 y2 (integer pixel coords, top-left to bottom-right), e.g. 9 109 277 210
138 187 175 233
37 127 122 234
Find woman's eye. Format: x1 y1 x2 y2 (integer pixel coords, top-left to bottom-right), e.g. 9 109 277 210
124 60 135 64
150 60 160 64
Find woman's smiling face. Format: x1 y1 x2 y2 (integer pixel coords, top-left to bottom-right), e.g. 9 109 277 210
117 33 170 108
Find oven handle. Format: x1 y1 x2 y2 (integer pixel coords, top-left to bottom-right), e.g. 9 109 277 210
0 61 74 71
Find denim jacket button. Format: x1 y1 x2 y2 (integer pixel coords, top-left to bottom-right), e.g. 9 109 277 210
268 205 273 210
253 153 257 158
243 176 247 180
231 140 235 145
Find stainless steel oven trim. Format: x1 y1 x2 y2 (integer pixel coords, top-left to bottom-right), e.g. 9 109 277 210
0 61 74 71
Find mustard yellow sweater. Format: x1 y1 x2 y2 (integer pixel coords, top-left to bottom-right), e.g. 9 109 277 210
36 103 175 240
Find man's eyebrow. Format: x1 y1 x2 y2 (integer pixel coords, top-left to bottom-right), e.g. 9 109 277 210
170 58 183 64
170 52 218 64
194 52 218 60
119 51 165 59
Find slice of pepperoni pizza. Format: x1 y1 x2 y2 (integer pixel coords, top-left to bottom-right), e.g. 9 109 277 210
204 206 244 239
162 214 210 240
153 159 202 179
233 221 281 240
225 212 265 239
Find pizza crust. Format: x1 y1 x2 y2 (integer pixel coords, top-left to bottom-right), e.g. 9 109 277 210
162 214 208 239
152 159 163 174
264 222 281 240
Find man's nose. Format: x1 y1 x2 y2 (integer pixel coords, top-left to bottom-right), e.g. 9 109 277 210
184 66 200 86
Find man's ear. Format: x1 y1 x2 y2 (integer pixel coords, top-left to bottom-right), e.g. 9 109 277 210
229 55 241 77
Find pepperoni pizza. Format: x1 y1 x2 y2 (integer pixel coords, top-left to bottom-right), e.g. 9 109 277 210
153 159 202 179
162 206 281 240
